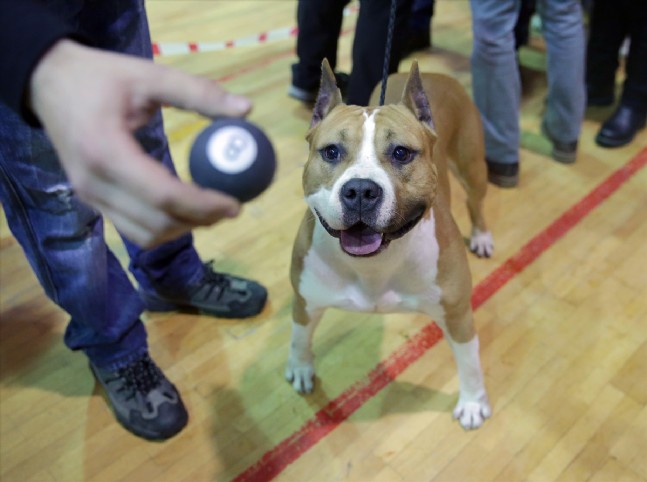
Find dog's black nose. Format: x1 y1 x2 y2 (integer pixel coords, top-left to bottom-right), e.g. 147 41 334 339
341 178 383 214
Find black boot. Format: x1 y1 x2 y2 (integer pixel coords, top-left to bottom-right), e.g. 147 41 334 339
595 104 647 148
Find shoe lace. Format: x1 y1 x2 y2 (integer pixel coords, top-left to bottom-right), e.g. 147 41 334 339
198 260 244 300
116 354 162 398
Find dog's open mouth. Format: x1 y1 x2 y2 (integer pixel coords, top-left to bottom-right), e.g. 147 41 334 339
340 223 385 256
315 208 425 257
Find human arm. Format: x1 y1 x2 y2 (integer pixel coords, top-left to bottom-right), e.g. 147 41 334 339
29 39 250 247
0 0 79 123
1 2 252 248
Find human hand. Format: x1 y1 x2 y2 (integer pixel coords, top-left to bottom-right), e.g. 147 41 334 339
29 39 251 248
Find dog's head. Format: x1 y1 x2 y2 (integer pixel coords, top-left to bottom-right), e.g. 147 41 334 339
302 59 439 257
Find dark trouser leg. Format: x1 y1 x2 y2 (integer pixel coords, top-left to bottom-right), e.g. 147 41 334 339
348 0 412 106
291 0 349 91
585 0 628 104
620 0 647 113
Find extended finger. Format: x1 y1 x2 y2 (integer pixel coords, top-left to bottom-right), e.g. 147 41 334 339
140 63 252 119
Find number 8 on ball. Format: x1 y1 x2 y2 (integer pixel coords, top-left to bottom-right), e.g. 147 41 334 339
190 118 276 202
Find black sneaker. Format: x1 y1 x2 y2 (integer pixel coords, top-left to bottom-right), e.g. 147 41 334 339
541 121 578 164
140 260 267 319
288 71 350 103
486 159 519 188
90 353 188 440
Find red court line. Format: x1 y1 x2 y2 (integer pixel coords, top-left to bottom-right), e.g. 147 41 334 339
233 147 647 482
472 147 647 309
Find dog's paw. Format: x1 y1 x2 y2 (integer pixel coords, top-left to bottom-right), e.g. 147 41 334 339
453 398 491 430
469 229 494 258
285 361 315 394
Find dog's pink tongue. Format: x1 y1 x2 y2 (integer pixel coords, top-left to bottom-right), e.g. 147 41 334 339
340 226 383 256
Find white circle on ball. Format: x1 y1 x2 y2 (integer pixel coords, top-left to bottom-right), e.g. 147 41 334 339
206 126 257 174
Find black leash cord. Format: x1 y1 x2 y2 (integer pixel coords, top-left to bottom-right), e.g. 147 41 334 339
379 0 398 106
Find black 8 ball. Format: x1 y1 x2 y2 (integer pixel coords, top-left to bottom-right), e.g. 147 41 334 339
189 118 276 202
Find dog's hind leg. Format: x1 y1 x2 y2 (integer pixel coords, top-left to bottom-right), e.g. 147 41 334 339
464 181 494 258
449 121 494 258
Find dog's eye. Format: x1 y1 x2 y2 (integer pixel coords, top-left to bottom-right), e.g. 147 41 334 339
392 146 414 164
320 144 341 162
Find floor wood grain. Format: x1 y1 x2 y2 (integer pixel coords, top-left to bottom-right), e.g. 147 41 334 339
1 1 646 481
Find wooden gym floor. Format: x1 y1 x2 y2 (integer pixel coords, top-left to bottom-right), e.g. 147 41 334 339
1 1 646 481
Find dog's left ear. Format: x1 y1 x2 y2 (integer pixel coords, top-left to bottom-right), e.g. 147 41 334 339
401 61 436 132
310 58 343 128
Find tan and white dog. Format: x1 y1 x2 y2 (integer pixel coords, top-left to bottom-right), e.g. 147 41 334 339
286 60 492 429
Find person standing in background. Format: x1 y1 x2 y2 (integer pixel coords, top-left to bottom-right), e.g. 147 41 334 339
586 0 647 148
289 0 413 106
469 0 586 188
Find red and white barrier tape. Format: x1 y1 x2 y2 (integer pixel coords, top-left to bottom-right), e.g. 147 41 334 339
152 26 298 56
152 5 359 57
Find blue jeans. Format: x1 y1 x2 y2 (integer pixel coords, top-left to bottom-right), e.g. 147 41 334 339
0 0 204 370
470 0 586 164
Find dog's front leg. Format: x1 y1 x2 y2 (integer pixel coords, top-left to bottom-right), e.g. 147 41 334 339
439 301 491 430
447 334 491 429
285 294 323 394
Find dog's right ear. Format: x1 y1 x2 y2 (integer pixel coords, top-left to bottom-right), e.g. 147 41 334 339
310 59 343 128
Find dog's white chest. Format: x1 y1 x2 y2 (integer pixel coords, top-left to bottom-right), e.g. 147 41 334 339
299 216 443 315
